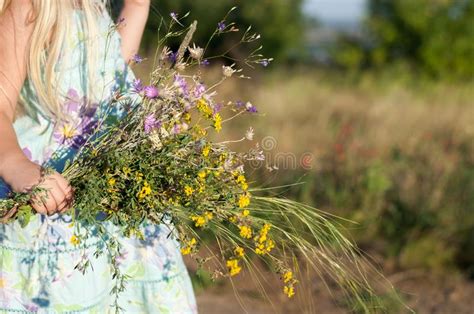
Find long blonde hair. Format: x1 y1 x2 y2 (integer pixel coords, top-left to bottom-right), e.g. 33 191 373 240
0 0 107 120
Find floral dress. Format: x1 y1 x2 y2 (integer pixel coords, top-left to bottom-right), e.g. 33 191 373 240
0 10 197 314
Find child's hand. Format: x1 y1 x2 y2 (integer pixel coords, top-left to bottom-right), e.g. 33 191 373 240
2 157 73 215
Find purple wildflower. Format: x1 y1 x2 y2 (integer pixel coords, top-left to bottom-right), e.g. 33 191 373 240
245 102 258 113
171 122 189 135
144 114 158 134
213 103 222 115
235 100 245 108
174 74 189 96
260 59 270 67
193 83 206 98
144 85 159 99
132 54 144 64
170 12 184 27
168 51 178 63
218 21 226 32
201 59 210 66
132 79 143 93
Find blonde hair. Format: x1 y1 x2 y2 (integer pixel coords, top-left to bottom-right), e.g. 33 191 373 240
0 0 107 120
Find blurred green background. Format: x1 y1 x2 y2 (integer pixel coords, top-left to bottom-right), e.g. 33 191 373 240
118 0 474 312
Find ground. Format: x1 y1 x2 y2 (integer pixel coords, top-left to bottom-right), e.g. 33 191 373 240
194 267 474 313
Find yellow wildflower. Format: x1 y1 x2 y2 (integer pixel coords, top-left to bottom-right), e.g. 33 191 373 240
191 215 206 228
214 168 223 177
108 177 116 186
184 185 194 196
229 216 237 223
236 175 245 183
234 246 245 258
181 238 197 255
183 112 192 123
257 223 271 243
219 152 228 162
283 271 293 284
197 98 213 118
191 211 213 228
226 259 242 276
202 144 211 157
213 113 222 132
239 225 253 239
198 169 207 180
198 170 207 179
138 181 152 200
242 209 250 217
266 239 275 253
255 243 266 255
70 235 80 246
238 194 251 208
181 247 192 255
284 285 295 298
255 224 274 254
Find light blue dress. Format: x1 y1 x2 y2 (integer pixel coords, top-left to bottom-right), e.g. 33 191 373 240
0 10 197 313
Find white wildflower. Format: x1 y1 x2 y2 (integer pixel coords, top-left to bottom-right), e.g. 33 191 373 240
222 65 236 78
188 44 204 60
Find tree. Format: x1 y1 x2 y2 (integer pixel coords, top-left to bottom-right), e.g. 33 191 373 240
335 0 474 80
141 0 305 63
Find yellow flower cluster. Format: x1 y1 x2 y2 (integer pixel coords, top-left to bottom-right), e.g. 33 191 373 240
202 144 211 158
184 185 195 196
282 270 297 298
234 246 245 258
183 112 192 123
283 271 293 283
226 259 242 276
197 98 213 118
235 174 248 191
239 225 253 239
138 180 152 200
213 113 222 132
181 238 197 255
254 223 275 255
190 211 213 228
198 169 208 180
284 285 295 298
107 177 117 193
238 193 251 208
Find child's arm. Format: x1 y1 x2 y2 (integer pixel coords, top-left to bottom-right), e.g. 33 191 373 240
0 1 72 215
117 0 150 62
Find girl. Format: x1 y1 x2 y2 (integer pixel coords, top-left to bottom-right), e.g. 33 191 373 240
0 0 197 312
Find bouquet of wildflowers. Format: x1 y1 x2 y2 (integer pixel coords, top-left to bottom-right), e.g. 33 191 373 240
0 9 392 312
